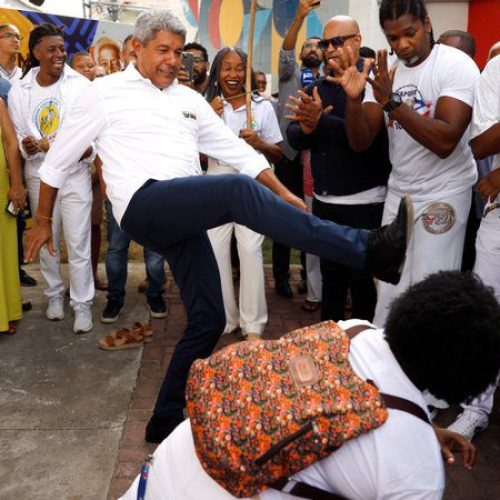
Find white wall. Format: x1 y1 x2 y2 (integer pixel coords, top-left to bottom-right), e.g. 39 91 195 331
348 0 470 51
426 2 469 38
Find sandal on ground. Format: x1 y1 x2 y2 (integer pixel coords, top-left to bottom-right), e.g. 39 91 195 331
98 328 146 351
132 321 153 343
1 322 17 335
301 299 321 313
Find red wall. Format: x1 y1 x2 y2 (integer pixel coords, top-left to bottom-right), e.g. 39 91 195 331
468 0 500 68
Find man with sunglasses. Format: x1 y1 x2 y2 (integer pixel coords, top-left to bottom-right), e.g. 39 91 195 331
287 15 391 324
273 0 322 300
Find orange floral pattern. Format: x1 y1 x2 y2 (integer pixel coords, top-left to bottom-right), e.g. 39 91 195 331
186 320 388 498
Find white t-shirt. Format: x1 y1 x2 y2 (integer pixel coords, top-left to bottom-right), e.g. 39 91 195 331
120 320 444 500
29 79 62 142
470 55 500 172
0 64 22 83
207 96 283 174
364 44 479 201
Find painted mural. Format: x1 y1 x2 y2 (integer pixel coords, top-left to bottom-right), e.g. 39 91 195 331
0 7 132 74
0 1 350 78
175 0 349 75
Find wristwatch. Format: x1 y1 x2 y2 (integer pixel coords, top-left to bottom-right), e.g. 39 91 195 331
382 92 402 113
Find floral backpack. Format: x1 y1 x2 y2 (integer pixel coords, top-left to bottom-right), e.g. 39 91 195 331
186 320 429 499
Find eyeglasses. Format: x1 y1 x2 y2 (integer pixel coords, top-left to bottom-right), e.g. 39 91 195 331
318 34 358 50
192 57 207 64
302 41 320 50
0 32 22 41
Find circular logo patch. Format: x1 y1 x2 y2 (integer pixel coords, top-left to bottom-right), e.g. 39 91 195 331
421 202 456 234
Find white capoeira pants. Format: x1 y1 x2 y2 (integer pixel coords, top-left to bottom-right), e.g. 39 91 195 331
305 195 322 303
208 222 267 335
374 189 471 327
26 167 93 307
462 199 500 417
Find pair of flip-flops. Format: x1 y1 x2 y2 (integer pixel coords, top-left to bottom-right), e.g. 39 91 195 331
98 322 153 351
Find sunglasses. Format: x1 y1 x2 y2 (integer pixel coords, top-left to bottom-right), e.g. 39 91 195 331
318 34 358 50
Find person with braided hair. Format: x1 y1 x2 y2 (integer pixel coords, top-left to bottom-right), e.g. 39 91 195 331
329 0 479 327
9 23 95 334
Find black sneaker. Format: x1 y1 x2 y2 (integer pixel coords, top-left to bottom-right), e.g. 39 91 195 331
366 195 413 285
100 298 124 323
20 269 37 287
145 413 184 443
147 295 167 319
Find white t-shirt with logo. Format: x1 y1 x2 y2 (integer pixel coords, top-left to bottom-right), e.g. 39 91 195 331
365 44 479 201
29 79 62 142
207 96 283 174
470 55 500 173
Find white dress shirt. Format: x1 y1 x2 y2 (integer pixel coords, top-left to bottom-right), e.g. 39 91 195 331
39 63 270 225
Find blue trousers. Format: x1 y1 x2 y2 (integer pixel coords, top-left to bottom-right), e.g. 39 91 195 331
120 174 370 418
106 201 165 302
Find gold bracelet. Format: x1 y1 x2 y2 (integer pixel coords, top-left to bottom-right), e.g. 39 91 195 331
35 214 53 223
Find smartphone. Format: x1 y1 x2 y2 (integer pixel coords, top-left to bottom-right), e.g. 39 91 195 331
181 51 194 81
6 200 18 217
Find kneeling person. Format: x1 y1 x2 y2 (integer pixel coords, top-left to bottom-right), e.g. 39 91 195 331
121 271 500 499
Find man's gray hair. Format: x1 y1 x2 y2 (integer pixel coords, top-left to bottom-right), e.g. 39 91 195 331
134 9 186 45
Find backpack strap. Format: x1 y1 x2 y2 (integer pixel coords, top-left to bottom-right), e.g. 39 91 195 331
343 323 375 340
271 478 348 500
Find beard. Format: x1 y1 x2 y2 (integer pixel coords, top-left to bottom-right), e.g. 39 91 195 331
193 69 207 85
302 53 321 69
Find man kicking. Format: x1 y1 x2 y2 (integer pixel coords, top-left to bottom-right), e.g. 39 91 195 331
26 10 411 443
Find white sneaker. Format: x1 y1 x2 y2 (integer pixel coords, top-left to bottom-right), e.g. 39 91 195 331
46 296 65 321
447 411 489 441
73 304 93 334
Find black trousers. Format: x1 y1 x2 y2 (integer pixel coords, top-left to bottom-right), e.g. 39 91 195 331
121 175 370 418
313 198 384 322
272 154 305 280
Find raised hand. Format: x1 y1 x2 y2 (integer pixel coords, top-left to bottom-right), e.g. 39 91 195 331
326 46 372 101
285 87 333 134
366 49 397 106
298 0 321 19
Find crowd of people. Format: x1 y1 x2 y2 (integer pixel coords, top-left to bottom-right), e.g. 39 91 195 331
0 0 499 497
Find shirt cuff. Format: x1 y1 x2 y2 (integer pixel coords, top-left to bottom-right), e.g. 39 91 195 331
239 154 270 179
39 163 68 189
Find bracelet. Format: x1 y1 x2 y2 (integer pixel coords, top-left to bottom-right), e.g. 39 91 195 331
35 214 53 223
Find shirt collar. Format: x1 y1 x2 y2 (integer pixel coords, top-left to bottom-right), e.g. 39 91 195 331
124 63 178 91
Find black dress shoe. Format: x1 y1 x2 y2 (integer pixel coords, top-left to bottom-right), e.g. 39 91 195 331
19 269 37 287
366 195 413 285
275 279 293 298
22 301 32 312
145 413 185 443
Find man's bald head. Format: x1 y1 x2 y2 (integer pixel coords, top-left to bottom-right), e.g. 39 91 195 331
489 41 500 61
324 15 360 35
322 15 362 73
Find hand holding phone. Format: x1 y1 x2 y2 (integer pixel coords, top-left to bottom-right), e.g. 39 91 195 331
6 200 19 217
181 51 194 81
